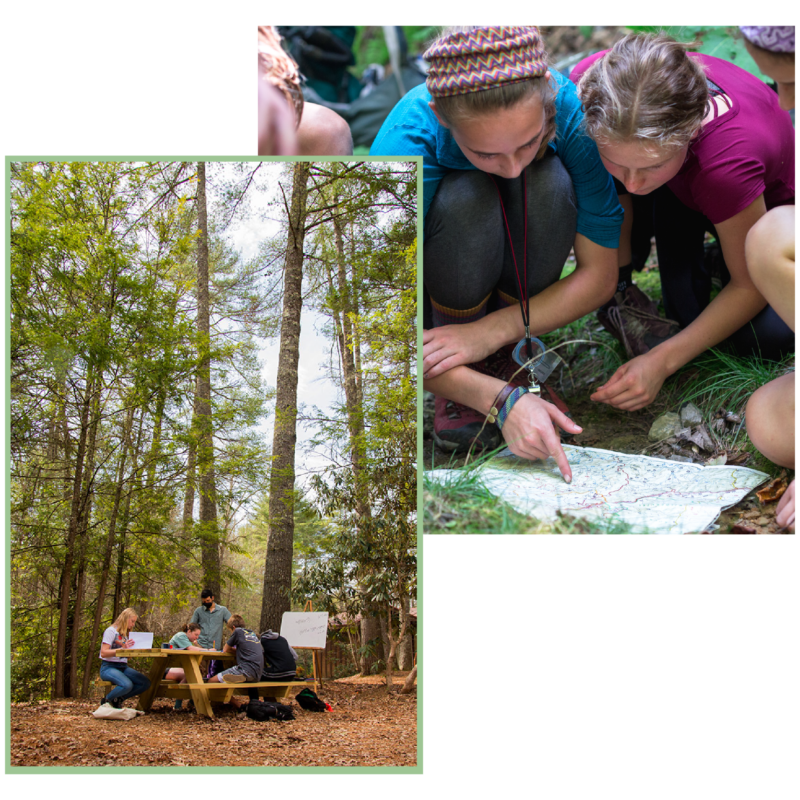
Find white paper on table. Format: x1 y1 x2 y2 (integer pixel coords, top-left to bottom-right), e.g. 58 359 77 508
129 632 154 649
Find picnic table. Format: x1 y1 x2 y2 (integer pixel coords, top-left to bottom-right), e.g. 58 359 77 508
101 648 314 719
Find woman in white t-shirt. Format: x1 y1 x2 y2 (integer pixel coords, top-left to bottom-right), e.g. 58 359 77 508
98 607 151 708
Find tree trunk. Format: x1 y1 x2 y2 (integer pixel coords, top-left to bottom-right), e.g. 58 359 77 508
400 664 417 694
330 211 381 674
196 162 220 597
69 376 104 696
181 374 198 568
113 408 145 620
381 585 412 693
53 364 95 698
357 609 381 676
81 405 135 696
260 161 311 634
397 597 414 670
332 212 369 513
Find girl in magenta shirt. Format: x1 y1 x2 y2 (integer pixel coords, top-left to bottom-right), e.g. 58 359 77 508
571 33 794 411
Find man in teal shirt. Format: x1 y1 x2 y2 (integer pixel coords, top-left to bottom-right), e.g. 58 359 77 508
190 589 232 651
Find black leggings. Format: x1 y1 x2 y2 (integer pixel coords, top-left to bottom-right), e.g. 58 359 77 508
423 151 577 329
620 181 794 360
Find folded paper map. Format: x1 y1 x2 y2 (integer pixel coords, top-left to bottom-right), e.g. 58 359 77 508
426 446 769 534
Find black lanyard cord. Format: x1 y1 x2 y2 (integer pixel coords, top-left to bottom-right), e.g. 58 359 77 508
491 172 533 362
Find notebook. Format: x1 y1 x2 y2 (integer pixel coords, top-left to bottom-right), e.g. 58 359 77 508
129 632 154 649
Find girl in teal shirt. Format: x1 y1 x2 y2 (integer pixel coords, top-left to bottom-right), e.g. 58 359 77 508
372 26 621 479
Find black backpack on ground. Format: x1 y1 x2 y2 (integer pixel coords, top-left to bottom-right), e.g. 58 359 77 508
246 699 295 722
296 688 328 712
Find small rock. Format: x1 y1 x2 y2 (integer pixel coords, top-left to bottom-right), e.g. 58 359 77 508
668 454 694 463
680 402 703 426
675 427 692 441
648 412 682 442
756 516 771 526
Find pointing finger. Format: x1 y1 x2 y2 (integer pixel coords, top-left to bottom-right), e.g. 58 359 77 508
539 424 572 483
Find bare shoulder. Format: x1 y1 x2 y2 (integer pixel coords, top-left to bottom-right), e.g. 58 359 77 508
297 104 353 156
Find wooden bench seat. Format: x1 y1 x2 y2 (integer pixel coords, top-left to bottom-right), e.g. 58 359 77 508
98 678 311 704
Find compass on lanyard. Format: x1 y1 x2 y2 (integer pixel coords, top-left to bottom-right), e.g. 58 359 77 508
511 336 562 395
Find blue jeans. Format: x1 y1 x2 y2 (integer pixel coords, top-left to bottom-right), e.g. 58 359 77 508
99 661 151 702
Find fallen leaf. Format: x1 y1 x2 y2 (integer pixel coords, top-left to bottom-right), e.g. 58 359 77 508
756 477 788 504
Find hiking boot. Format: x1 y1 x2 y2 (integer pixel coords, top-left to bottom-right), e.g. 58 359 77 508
221 672 247 684
432 395 501 454
597 285 679 358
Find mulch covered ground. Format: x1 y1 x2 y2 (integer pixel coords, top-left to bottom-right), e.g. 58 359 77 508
9 674 417 768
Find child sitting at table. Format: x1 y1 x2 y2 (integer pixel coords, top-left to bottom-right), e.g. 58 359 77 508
208 615 264 686
164 622 212 709
247 629 299 702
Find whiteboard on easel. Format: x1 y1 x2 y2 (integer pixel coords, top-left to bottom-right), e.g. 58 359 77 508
280 612 329 649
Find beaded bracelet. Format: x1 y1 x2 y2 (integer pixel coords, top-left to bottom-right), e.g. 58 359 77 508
488 385 529 430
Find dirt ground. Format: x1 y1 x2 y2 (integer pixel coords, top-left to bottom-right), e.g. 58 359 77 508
540 25 626 63
9 673 417 768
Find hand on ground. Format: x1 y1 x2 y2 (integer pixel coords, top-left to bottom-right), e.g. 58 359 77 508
590 353 668 411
